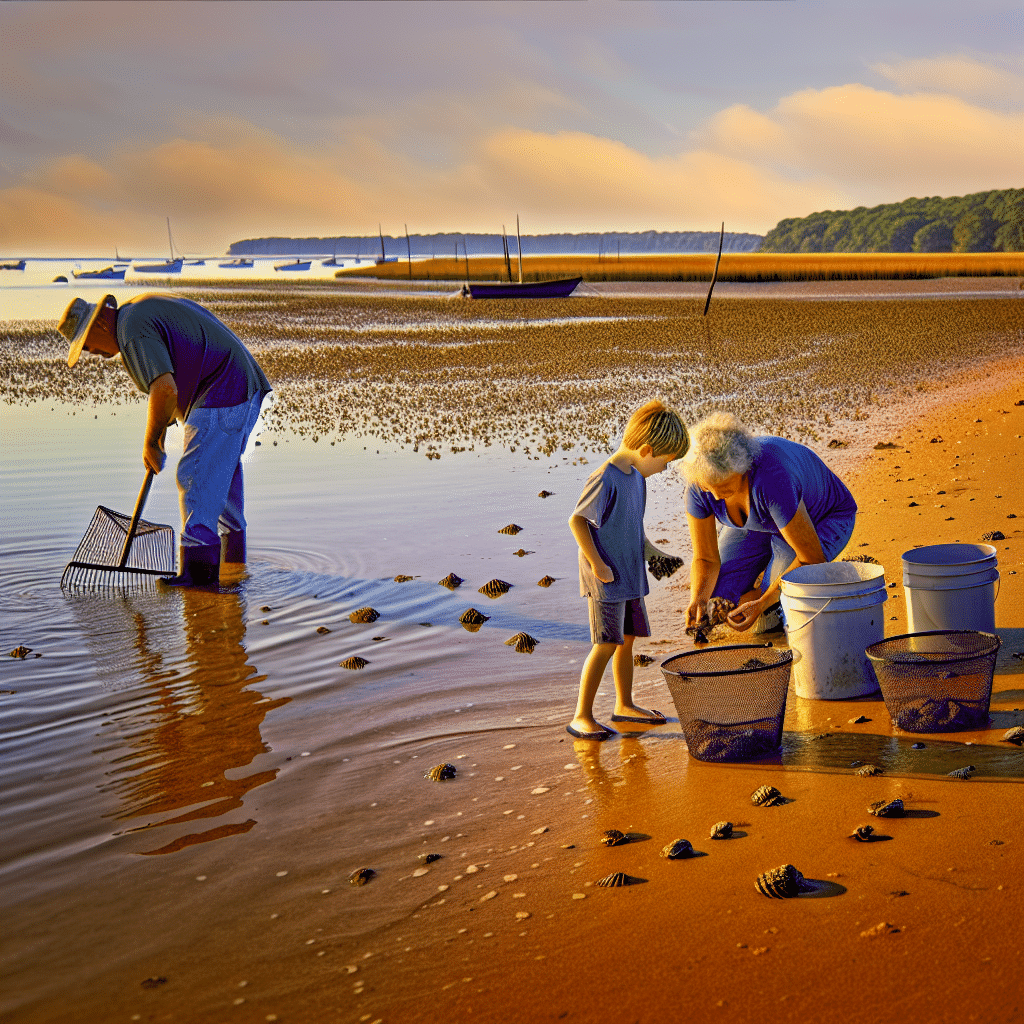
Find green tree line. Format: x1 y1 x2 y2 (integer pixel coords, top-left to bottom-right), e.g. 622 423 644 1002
761 188 1024 253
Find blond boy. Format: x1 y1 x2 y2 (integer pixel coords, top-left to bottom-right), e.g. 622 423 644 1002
567 400 689 739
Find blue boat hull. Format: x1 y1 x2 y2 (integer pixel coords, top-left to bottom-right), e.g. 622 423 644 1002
133 259 183 273
73 267 127 280
467 276 581 299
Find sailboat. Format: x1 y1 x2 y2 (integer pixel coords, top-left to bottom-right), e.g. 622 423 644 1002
73 264 127 280
466 216 580 298
133 218 183 273
219 257 254 269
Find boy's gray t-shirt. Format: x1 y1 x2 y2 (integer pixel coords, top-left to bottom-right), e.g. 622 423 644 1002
573 461 649 602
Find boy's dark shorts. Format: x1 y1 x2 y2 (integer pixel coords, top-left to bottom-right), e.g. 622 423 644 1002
588 597 651 645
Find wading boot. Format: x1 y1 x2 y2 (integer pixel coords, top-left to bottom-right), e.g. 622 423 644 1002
221 529 246 565
159 543 221 588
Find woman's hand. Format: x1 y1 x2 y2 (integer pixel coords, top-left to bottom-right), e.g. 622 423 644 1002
685 599 707 629
727 599 764 632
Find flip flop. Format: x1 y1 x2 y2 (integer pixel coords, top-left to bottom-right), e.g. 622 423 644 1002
610 709 667 725
566 725 615 740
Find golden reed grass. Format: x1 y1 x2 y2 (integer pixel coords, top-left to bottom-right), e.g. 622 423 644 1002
339 252 1024 283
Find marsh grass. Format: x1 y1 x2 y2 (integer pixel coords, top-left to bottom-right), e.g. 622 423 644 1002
339 252 1024 284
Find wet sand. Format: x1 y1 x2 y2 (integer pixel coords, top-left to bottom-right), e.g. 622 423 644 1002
1 289 1022 1024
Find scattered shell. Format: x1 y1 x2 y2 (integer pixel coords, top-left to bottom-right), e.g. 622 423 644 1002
438 572 464 590
841 554 881 564
633 654 655 667
1000 726 1024 745
9 646 31 659
709 821 734 840
478 579 512 597
911 742 925 749
260 605 272 612
751 784 785 807
595 872 635 888
140 977 167 989
349 867 376 886
647 554 683 581
513 548 532 557
600 829 627 847
850 715 871 724
849 825 875 842
868 798 904 818
419 853 442 864
394 574 415 582
372 636 387 641
856 764 884 777
340 656 369 670
504 632 538 654
538 490 554 498
425 763 457 781
860 921 901 938
755 864 807 899
981 530 1005 542
739 657 768 670
459 608 489 625
349 607 380 623
498 524 523 535
947 765 976 779
706 597 736 626
537 575 557 587
661 839 695 859
316 626 331 634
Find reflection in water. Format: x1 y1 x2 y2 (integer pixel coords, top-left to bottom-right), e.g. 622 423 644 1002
69 587 288 854
571 737 654 808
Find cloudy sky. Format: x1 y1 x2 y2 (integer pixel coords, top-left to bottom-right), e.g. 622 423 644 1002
1 0 1021 255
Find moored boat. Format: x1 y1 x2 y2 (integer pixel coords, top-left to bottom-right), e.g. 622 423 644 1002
73 265 127 280
219 257 254 268
133 258 183 274
466 276 581 299
274 259 311 271
1 259 26 270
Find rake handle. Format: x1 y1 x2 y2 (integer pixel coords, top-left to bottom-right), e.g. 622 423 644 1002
118 469 155 568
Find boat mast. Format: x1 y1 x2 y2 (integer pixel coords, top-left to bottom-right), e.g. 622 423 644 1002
516 214 523 284
379 224 386 261
166 217 176 260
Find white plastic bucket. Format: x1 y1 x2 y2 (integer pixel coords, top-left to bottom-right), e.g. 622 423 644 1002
780 562 887 700
902 543 999 634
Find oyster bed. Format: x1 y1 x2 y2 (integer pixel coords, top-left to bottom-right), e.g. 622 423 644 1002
2 292 1019 458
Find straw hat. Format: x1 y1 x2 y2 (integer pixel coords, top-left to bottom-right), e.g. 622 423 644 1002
58 294 118 367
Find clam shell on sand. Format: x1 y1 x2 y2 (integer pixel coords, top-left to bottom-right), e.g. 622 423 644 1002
849 825 875 842
647 554 683 581
595 871 636 888
504 632 537 654
479 579 512 598
661 839 695 859
349 867 376 886
751 784 785 807
1002 726 1024 745
349 607 380 623
438 573 464 590
498 524 523 535
537 576 557 587
600 829 627 847
856 764 884 777
755 864 806 899
868 798 904 817
459 608 489 625
340 656 369 670
425 763 457 781
709 821 734 840
633 654 655 667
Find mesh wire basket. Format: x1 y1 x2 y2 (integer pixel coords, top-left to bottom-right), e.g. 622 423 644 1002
865 630 1000 733
660 645 793 762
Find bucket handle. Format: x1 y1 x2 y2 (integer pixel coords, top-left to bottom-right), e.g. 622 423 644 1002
785 597 832 632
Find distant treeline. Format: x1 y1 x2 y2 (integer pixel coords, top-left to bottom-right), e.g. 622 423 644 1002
762 188 1024 254
228 229 764 258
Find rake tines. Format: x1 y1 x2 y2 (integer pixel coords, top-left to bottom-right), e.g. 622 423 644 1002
61 470 176 590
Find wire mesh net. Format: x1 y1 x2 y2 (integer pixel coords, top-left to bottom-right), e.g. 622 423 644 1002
61 505 176 590
661 644 793 762
865 630 1000 732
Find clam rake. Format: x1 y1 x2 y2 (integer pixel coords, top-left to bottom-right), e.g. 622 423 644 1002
61 469 176 589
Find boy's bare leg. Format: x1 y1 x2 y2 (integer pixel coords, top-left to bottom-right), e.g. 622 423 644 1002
612 635 661 719
569 642 618 735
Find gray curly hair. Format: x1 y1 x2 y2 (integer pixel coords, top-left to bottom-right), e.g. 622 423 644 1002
678 411 761 486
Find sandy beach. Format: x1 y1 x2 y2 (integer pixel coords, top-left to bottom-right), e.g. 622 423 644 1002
1 284 1021 1024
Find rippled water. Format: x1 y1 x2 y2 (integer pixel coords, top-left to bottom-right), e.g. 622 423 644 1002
1 397 697 906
